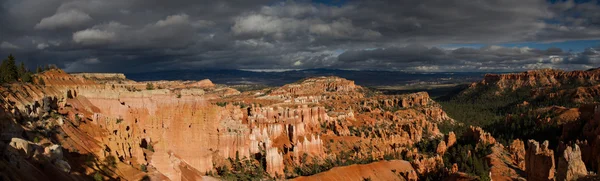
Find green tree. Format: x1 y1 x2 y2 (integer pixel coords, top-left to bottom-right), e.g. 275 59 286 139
0 54 19 83
21 72 33 83
18 62 26 80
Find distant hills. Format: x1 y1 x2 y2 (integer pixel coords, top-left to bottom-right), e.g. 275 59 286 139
126 69 487 87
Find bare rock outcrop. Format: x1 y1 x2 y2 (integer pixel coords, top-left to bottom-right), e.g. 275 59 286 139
1 70 457 180
526 140 555 181
292 160 415 181
479 69 600 91
450 163 459 173
412 155 444 174
436 140 447 155
464 126 496 146
446 132 456 149
266 147 284 177
556 144 588 181
468 69 600 103
509 139 526 170
269 76 360 97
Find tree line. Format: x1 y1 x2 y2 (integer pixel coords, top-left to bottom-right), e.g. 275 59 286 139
0 54 57 84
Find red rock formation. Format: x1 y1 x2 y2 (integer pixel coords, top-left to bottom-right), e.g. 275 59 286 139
464 126 496 146
450 163 459 174
446 132 457 149
436 140 447 155
468 68 600 104
479 69 600 91
362 92 430 108
412 155 444 174
266 147 284 177
292 160 415 181
147 79 216 89
560 104 600 173
269 76 360 97
580 104 600 173
556 144 588 181
509 139 526 170
526 140 555 181
1 70 460 180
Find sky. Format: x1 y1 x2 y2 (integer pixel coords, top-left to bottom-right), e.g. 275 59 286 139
1 0 600 73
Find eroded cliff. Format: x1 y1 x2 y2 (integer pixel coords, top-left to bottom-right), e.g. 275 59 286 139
0 71 456 180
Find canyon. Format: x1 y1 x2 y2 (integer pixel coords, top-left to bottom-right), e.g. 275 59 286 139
1 67 600 181
0 69 454 180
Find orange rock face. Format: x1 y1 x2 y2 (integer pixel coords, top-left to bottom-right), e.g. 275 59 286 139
292 160 415 181
480 69 600 91
556 144 588 181
509 139 526 170
412 155 444 174
557 104 600 173
464 126 496 146
446 132 457 149
526 140 555 181
269 76 359 97
1 70 460 180
450 163 459 173
436 140 447 155
469 68 600 104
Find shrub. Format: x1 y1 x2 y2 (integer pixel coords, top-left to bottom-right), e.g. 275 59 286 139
105 155 117 168
93 172 103 181
216 102 228 107
147 144 154 152
146 83 155 90
140 164 148 172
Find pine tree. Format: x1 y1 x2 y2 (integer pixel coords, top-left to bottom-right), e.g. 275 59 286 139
1 54 19 83
0 58 6 84
18 62 26 82
22 72 33 83
36 65 42 73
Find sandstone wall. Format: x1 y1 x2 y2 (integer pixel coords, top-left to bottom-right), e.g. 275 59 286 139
526 140 555 181
556 144 587 181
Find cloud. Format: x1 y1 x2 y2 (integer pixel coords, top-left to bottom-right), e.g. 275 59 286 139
70 14 199 49
83 57 100 64
73 29 116 45
308 19 381 40
64 57 102 72
35 9 92 30
155 14 190 27
0 42 20 49
335 44 590 72
567 48 600 64
232 2 380 41
37 43 49 50
1 0 600 73
232 14 304 39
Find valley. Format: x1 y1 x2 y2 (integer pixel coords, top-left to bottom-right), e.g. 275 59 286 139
0 67 599 181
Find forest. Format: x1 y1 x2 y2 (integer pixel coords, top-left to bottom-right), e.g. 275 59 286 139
0 54 58 84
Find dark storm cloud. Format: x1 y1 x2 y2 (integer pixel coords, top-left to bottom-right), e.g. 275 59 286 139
336 45 596 72
0 0 599 72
